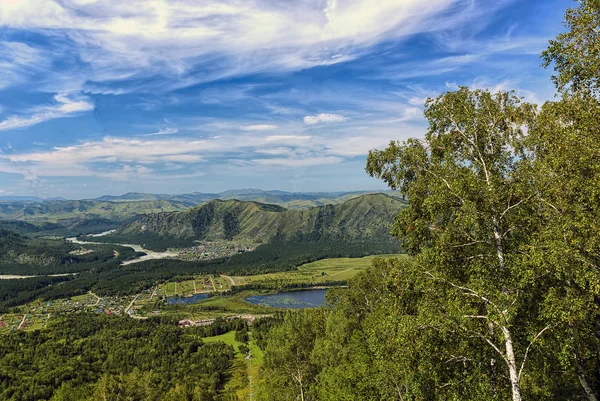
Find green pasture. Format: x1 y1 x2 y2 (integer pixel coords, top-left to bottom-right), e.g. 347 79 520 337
231 254 406 286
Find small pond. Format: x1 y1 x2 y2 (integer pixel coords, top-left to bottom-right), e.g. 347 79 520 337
244 289 327 309
166 293 209 304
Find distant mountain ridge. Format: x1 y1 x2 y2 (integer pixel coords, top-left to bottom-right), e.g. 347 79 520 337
92 188 394 209
0 196 67 202
0 199 192 223
114 193 406 244
0 190 402 239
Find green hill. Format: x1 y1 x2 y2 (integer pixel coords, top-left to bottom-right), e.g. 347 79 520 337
113 193 406 244
0 199 192 224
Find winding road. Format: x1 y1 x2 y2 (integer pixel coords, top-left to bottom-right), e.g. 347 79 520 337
89 291 102 306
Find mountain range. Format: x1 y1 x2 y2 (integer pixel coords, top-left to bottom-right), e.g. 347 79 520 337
113 193 406 244
95 188 391 208
0 189 399 225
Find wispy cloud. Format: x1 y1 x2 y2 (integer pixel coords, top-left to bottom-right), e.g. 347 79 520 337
241 124 277 131
0 116 424 181
0 0 466 93
265 135 311 142
304 113 347 125
252 157 343 168
0 94 94 131
146 127 179 136
0 41 49 89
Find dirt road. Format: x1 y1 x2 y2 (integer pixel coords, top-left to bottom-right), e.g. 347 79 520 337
125 295 139 314
18 314 27 330
221 275 236 286
89 291 102 306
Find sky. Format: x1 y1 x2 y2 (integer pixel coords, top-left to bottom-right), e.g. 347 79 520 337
0 0 571 199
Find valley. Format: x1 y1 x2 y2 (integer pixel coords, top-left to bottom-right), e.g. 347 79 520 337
0 253 403 336
1 1 598 399
0 193 405 325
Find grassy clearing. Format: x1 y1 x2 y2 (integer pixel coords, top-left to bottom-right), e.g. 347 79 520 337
210 331 266 400
246 334 265 399
202 331 246 357
231 254 406 286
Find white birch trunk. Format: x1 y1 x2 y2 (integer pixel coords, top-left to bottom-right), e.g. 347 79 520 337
502 327 523 401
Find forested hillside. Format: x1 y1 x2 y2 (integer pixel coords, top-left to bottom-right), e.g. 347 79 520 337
0 314 241 401
0 229 139 276
0 199 191 223
111 193 405 244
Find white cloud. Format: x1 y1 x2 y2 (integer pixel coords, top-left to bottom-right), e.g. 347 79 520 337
252 157 342 168
0 94 94 131
0 0 463 93
101 165 152 181
408 96 427 106
241 124 277 131
255 147 294 156
0 41 49 89
0 112 428 182
7 137 211 165
304 113 347 125
161 154 203 162
146 127 179 136
265 135 311 142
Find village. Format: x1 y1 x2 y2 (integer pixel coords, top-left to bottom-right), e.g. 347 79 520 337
172 241 256 262
0 273 243 335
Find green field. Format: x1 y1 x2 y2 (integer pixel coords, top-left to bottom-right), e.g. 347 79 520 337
157 275 233 298
230 254 406 286
201 330 266 399
202 331 246 356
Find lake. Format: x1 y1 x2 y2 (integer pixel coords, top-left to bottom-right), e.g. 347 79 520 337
166 293 209 304
244 289 327 309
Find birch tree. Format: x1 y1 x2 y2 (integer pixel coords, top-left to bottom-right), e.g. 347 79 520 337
538 3 600 398
366 88 551 401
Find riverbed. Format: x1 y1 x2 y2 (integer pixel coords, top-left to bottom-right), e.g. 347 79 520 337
0 273 76 280
66 232 177 265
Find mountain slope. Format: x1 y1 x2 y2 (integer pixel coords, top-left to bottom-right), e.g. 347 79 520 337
114 193 406 243
0 199 192 223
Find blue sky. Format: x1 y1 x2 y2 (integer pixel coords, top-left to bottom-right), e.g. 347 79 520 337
0 0 570 199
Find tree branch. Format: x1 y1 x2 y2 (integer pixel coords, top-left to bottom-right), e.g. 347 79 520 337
500 196 532 220
518 325 552 380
